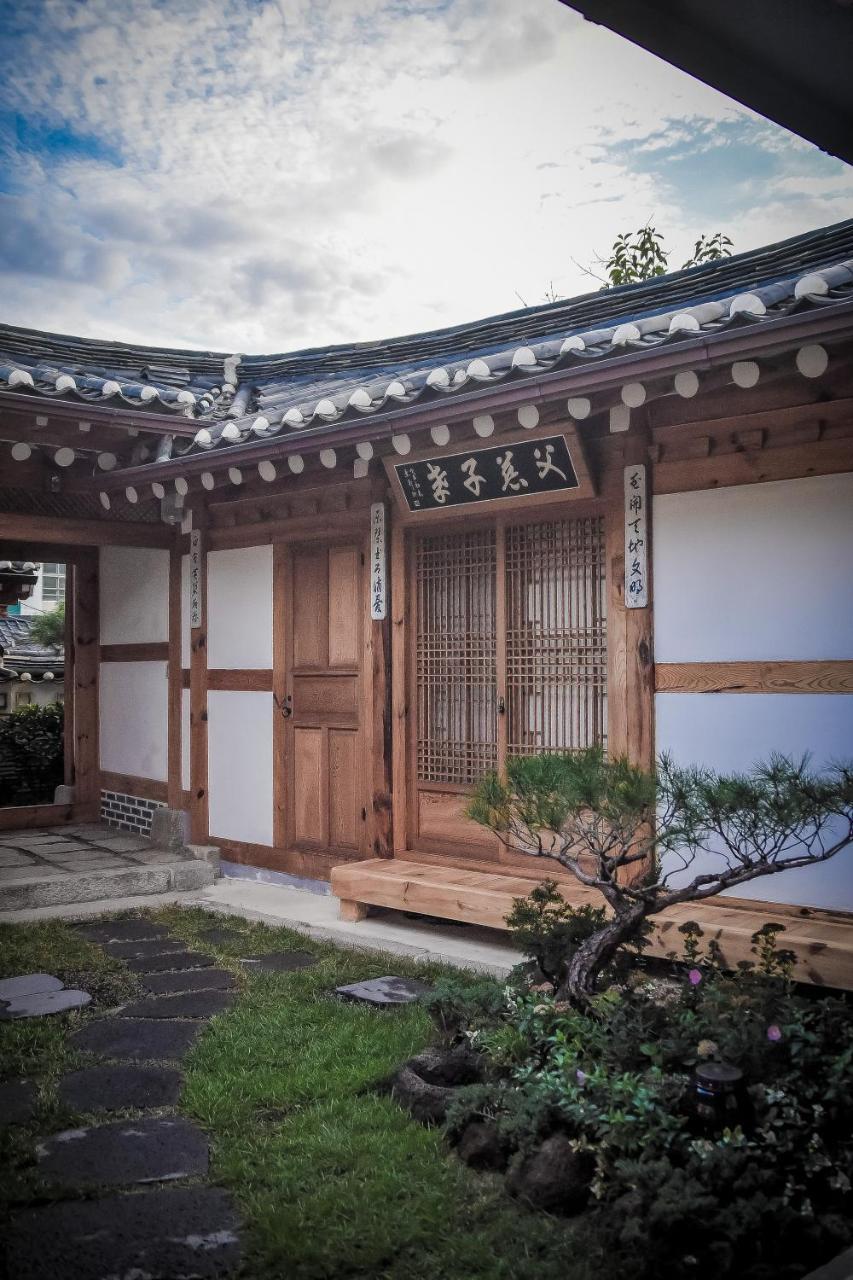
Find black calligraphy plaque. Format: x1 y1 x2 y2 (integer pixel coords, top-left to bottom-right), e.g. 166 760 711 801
395 434 579 512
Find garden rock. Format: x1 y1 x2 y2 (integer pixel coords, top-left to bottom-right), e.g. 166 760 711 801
6 1185 241 1279
0 988 91 1019
0 973 63 1001
390 1047 483 1126
36 1115 208 1189
335 975 433 1006
58 1063 184 1112
456 1120 510 1171
506 1135 593 1214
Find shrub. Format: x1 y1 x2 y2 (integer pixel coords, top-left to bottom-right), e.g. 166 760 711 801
0 702 64 804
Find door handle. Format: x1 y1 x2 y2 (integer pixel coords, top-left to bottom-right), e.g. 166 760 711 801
497 695 506 715
277 693 293 718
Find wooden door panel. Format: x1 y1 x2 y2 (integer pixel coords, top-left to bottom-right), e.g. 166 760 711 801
329 729 360 849
328 545 360 667
292 547 329 669
293 727 325 845
283 540 366 858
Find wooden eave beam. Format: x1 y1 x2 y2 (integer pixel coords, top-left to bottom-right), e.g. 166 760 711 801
0 511 176 548
0 391 199 437
97 300 853 489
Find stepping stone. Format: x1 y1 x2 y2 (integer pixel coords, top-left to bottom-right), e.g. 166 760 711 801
6 1186 241 1280
239 951 317 973
127 951 214 974
59 1063 183 1113
104 938 187 960
199 925 243 945
121 989 236 1020
142 967 236 995
0 973 63 1001
1 989 91 1020
0 1078 38 1126
335 975 433 1006
77 918 173 944
36 1115 208 1189
70 1017 202 1062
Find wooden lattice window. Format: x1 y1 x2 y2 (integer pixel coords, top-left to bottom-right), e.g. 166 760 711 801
414 515 607 788
505 515 607 755
415 529 497 785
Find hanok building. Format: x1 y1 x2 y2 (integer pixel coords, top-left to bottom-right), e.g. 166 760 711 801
1 220 852 981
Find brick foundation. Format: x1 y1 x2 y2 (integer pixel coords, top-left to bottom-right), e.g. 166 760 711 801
100 790 165 837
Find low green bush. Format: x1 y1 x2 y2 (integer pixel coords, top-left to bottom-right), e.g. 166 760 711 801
0 702 64 805
436 906 853 1280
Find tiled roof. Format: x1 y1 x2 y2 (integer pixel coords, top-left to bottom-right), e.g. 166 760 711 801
0 612 64 681
2 219 852 469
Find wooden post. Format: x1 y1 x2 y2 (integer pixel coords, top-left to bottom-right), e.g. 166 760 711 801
390 515 407 856
370 501 393 858
72 548 99 810
272 541 287 848
63 565 75 788
167 542 183 809
189 516 209 842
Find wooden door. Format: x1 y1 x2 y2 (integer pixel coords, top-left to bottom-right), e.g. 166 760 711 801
283 542 366 858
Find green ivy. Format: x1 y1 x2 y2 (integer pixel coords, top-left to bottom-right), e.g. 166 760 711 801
0 702 64 804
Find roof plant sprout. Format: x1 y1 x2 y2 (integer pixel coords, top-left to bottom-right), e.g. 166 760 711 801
468 748 853 1006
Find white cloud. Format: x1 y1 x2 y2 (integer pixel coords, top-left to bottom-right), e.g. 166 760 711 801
1 0 851 352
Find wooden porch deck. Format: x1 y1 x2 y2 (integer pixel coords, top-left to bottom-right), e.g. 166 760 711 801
331 859 853 991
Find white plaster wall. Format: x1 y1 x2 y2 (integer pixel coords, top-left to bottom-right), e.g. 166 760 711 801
181 554 191 670
99 547 170 645
207 690 273 845
207 546 273 669
657 693 853 910
181 687 191 792
99 661 168 781
653 473 853 662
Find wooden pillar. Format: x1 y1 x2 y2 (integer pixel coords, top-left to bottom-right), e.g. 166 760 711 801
62 565 75 788
167 541 183 809
189 516 209 842
72 547 99 812
370 499 393 858
272 541 287 848
606 423 655 771
390 515 407 856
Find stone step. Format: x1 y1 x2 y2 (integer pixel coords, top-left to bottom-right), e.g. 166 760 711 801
0 858 216 913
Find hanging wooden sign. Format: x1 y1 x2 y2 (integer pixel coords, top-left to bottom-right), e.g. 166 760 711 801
369 501 387 620
189 528 203 628
624 463 648 608
393 433 582 515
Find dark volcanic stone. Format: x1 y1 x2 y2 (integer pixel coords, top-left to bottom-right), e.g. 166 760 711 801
456 1120 510 1171
335 975 432 1006
239 950 317 973
70 1017 202 1062
0 1078 38 1126
391 1062 454 1126
199 926 243 945
6 1186 241 1280
406 1046 484 1087
121 989 236 1020
58 1063 184 1113
104 938 187 960
506 1135 593 1214
36 1115 208 1189
389 1047 481 1127
142 968 236 995
126 951 214 974
76 919 172 944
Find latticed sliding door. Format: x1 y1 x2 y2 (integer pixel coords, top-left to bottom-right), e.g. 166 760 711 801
414 529 498 787
504 515 607 757
410 514 606 855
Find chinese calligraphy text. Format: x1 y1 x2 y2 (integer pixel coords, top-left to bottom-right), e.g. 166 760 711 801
395 435 579 511
369 502 387 620
624 463 648 608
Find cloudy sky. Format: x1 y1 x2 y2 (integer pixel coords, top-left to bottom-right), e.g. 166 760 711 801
1 0 852 354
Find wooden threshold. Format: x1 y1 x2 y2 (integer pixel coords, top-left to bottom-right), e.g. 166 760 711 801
331 858 853 991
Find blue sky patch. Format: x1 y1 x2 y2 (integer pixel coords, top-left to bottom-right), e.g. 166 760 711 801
1 110 124 170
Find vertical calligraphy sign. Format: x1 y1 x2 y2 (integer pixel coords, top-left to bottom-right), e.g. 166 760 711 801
189 528 202 628
624 464 648 608
369 502 387 621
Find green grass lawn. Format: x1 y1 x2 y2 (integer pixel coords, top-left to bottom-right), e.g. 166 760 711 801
0 907 608 1280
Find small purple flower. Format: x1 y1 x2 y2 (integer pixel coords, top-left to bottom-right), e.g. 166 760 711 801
767 1024 783 1042
576 1069 587 1086
688 969 703 986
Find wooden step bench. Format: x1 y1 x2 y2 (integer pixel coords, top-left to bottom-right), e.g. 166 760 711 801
330 858 853 991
